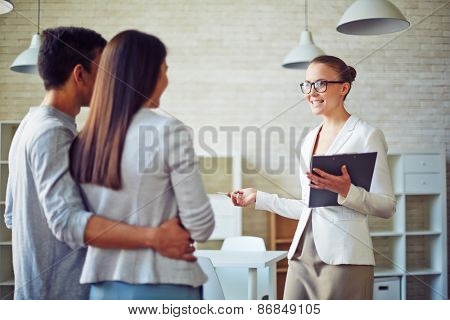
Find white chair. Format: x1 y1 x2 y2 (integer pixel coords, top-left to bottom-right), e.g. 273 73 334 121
197 256 225 300
216 236 270 300
221 236 266 251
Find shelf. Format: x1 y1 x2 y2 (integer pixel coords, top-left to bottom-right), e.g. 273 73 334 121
370 231 403 237
406 268 441 276
406 231 441 236
404 192 440 196
406 275 443 300
1 123 19 162
372 236 403 276
0 123 26 301
0 279 14 286
277 267 288 273
0 163 8 203
406 235 440 272
0 244 14 285
0 285 14 300
374 268 403 277
406 195 441 233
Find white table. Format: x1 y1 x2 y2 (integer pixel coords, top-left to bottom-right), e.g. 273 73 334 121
196 250 287 300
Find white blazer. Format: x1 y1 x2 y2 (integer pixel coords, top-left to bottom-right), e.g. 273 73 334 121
255 115 395 265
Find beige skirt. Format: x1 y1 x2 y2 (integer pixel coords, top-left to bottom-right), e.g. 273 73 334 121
284 216 374 300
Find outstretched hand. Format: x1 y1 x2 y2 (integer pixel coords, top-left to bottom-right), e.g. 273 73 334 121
226 188 257 207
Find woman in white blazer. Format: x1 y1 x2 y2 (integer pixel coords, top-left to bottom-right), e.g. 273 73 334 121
229 55 395 299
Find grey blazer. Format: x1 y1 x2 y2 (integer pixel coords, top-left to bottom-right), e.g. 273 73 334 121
79 108 215 287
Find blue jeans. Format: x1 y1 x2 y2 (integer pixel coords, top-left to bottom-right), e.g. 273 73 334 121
90 281 203 300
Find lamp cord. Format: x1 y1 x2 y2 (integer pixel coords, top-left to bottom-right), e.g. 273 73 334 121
305 0 308 31
37 0 40 34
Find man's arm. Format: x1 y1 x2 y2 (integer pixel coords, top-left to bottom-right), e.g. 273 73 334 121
30 126 195 261
84 216 196 261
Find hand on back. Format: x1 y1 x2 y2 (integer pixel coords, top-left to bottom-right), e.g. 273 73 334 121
155 218 196 262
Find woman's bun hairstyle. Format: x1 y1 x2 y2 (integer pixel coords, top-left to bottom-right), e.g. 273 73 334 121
309 55 356 100
347 66 357 82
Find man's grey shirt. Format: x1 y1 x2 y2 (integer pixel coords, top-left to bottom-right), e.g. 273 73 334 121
4 106 92 299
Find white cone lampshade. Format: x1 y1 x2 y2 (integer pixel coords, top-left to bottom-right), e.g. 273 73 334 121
337 0 410 35
0 0 13 14
282 30 325 69
10 34 41 74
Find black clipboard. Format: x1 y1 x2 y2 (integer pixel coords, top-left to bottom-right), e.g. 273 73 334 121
308 152 377 208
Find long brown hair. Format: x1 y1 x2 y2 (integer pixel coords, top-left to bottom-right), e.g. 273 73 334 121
70 30 167 189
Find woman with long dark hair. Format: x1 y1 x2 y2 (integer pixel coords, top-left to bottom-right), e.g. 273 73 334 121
70 30 215 300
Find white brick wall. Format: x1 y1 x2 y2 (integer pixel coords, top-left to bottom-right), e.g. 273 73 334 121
1 0 449 294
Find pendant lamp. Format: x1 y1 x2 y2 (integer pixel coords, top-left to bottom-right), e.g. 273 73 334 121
10 0 41 74
282 0 324 69
337 0 410 35
0 1 13 15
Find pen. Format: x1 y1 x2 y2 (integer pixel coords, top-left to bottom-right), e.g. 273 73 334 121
216 192 241 202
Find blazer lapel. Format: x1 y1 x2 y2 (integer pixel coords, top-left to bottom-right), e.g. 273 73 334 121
303 123 323 168
325 115 359 155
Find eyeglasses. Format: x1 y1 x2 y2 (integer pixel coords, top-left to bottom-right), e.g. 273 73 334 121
300 80 346 94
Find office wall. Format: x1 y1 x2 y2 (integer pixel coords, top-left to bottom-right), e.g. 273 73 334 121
0 0 449 294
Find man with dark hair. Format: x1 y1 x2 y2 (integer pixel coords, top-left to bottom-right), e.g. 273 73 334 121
4 27 196 300
38 27 106 91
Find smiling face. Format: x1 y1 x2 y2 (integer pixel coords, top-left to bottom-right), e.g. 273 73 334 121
304 62 350 116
